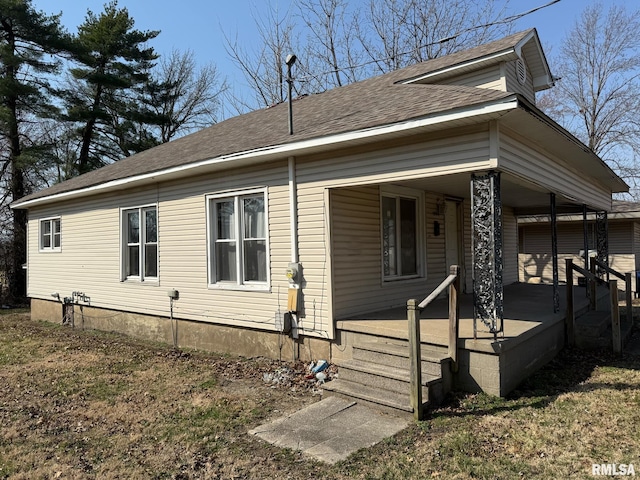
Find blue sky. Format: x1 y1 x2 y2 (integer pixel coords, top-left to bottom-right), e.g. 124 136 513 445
33 0 633 101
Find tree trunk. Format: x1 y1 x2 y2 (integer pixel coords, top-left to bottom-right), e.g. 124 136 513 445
6 73 27 301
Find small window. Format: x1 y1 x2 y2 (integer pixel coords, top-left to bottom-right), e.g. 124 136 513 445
381 191 422 280
207 189 269 289
122 206 158 281
39 217 61 251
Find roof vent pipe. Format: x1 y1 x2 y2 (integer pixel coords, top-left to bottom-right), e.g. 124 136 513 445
286 54 297 135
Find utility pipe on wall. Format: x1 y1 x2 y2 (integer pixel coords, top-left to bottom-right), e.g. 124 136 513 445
288 156 299 264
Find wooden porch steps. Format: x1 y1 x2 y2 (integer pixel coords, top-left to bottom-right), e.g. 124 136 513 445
575 310 633 350
322 340 452 417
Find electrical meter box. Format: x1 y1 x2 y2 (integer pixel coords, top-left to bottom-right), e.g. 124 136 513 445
285 262 301 287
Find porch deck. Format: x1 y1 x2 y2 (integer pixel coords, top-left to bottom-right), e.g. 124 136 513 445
335 283 606 395
339 283 599 351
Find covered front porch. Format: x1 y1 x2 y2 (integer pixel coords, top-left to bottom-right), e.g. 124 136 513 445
332 283 604 396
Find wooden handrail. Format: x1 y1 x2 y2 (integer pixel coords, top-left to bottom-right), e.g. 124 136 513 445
591 256 626 282
418 272 458 310
571 263 600 282
407 265 460 421
566 258 631 353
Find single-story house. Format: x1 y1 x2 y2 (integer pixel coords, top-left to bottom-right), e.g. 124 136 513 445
519 200 640 290
12 29 628 400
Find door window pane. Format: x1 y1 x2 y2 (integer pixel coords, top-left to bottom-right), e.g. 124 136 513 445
382 196 397 276
382 195 418 278
400 198 417 275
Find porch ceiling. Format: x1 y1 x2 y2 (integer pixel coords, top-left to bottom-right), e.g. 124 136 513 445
397 172 578 213
387 104 625 214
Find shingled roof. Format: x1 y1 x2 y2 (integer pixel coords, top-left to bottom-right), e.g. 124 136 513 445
14 30 542 207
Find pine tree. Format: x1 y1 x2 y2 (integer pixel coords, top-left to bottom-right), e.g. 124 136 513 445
0 0 71 300
64 0 159 174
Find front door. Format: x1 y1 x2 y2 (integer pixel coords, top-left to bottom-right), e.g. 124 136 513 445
444 199 464 289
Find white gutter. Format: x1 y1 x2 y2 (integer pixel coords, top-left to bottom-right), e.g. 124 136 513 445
288 156 299 263
12 98 519 210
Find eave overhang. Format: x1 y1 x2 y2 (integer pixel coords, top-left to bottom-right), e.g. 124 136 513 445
12 98 520 210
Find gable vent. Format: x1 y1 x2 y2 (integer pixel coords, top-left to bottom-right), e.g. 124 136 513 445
516 58 527 85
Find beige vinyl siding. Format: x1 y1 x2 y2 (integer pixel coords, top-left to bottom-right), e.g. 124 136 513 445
295 129 492 189
27 130 492 339
27 160 315 336
502 206 518 285
295 131 492 321
504 60 535 103
436 61 535 102
330 187 446 319
439 66 505 91
519 252 635 289
499 130 612 210
520 221 633 255
328 188 518 319
518 220 637 289
609 222 633 254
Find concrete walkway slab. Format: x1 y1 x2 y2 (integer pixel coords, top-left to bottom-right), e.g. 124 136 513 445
248 396 409 464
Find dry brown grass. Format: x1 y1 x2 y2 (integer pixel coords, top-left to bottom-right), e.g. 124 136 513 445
2 312 640 479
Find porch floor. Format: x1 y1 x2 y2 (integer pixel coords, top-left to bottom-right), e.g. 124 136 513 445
337 283 606 354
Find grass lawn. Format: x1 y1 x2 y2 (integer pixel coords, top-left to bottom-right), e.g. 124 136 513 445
1 311 639 479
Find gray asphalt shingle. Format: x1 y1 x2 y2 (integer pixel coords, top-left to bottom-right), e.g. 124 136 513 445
15 30 535 205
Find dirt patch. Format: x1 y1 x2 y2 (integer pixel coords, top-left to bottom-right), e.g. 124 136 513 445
2 312 640 479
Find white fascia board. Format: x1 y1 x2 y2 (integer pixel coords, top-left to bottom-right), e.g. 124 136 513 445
13 98 519 209
399 50 515 85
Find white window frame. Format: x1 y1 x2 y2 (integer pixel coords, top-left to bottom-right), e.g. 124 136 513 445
120 205 158 283
39 216 61 252
206 187 270 291
380 186 425 282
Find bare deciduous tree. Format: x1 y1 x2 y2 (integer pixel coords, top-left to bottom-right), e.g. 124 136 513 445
223 3 300 111
540 3 640 197
296 0 365 90
360 0 512 74
148 49 228 142
225 0 514 110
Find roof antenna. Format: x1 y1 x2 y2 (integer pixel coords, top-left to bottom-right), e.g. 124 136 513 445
286 54 297 135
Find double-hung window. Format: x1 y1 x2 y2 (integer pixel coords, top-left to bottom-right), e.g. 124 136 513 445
381 189 422 280
122 206 158 281
40 217 61 251
207 189 268 289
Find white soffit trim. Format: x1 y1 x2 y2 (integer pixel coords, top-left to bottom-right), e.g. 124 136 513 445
13 98 519 209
